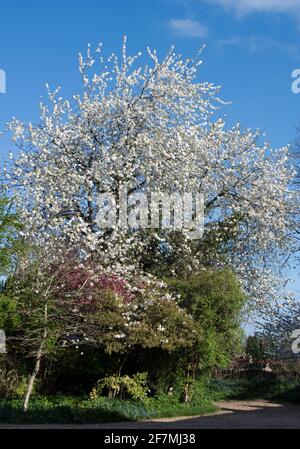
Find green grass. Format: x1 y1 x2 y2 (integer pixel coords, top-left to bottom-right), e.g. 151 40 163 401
0 395 217 424
207 377 300 404
2 377 299 424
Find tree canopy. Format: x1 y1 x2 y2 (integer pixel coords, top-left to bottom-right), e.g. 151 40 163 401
4 39 298 311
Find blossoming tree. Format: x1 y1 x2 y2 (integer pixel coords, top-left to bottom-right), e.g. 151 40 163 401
5 38 298 310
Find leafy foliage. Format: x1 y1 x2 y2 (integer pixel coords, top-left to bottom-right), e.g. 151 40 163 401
0 191 24 274
167 270 246 373
90 373 149 401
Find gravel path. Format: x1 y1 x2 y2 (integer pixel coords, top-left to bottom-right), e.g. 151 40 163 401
1 400 300 429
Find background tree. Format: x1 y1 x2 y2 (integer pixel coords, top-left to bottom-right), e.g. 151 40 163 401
245 335 270 363
291 130 300 257
0 189 24 274
259 299 300 360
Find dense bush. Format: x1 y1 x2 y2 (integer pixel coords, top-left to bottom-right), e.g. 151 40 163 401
0 362 19 399
167 270 245 377
90 372 149 401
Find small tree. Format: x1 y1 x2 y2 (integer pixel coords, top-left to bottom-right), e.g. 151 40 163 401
245 335 269 363
54 263 196 377
8 252 75 411
168 270 245 401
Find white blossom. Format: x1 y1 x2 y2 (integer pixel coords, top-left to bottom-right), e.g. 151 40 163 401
4 39 298 312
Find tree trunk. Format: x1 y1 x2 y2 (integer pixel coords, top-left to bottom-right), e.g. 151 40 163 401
183 382 190 403
183 370 191 403
24 304 48 412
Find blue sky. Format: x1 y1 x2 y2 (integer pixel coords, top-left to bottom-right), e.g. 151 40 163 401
0 0 299 323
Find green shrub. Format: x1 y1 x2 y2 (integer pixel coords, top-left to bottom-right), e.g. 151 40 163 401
90 372 150 402
0 362 19 398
